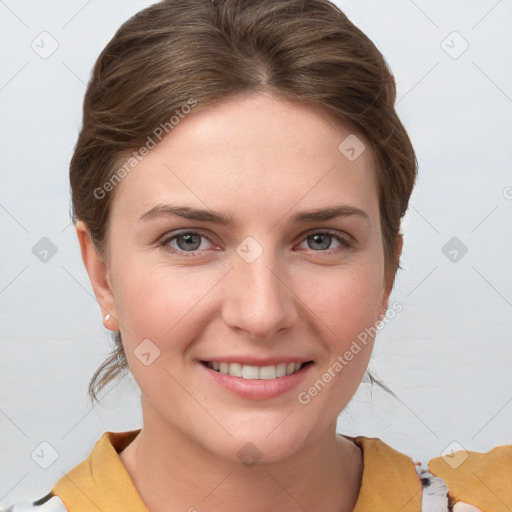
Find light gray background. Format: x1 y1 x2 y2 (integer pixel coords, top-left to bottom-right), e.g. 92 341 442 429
1 0 511 506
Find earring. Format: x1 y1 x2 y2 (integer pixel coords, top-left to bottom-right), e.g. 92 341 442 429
104 313 111 321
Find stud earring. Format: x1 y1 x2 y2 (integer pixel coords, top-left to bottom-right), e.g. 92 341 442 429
104 313 111 321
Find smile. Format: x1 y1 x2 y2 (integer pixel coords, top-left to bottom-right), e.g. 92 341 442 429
202 361 312 380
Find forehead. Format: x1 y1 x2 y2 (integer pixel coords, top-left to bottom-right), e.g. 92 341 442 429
109 92 379 227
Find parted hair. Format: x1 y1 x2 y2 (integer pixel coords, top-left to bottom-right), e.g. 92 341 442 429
69 0 418 403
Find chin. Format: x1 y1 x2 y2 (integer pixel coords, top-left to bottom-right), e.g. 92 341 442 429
196 422 316 466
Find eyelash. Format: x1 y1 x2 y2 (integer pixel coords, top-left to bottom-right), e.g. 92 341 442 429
158 229 354 258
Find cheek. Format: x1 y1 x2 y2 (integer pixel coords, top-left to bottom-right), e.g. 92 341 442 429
110 267 198 397
111 256 220 356
290 265 383 431
298 257 384 339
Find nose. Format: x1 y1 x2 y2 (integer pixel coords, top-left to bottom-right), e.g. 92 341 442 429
222 245 299 341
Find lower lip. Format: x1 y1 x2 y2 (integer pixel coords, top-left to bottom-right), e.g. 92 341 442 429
198 361 313 400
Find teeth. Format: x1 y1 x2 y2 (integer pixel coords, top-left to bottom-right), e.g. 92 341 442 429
241 365 259 379
259 365 276 380
206 361 308 379
276 363 287 377
229 362 242 377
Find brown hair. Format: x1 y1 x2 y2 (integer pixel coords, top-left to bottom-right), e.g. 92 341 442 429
69 0 417 403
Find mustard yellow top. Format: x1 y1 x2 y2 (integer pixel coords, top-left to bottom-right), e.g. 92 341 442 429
429 444 512 511
48 429 511 512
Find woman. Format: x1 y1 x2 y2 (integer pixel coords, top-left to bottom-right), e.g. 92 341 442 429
4 0 510 511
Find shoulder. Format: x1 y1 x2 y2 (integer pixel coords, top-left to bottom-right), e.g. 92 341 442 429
426 443 512 512
1 493 68 512
351 435 510 512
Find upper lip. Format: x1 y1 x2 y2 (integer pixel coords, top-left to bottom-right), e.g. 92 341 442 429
199 357 313 366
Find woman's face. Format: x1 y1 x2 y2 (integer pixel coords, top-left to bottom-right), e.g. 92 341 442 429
80 92 398 462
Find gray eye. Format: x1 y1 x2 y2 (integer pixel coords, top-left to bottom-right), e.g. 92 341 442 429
307 233 333 251
175 233 203 251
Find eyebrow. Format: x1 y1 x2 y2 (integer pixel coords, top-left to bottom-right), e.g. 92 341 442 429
139 204 370 227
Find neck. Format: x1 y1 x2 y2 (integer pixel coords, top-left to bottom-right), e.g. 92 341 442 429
119 401 363 512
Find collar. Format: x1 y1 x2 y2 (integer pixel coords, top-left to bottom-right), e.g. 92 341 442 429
52 430 148 511
348 434 422 512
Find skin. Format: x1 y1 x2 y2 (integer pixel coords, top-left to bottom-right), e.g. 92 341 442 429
76 91 403 512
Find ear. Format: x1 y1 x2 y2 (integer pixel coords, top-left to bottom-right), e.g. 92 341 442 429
75 220 119 331
379 233 403 320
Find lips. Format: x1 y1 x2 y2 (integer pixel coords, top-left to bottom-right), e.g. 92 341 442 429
201 360 312 380
199 357 314 400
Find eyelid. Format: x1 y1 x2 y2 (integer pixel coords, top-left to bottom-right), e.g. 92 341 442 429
299 227 354 244
297 228 354 251
158 227 355 257
158 229 218 254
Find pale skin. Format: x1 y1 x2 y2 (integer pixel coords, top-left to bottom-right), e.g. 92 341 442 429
76 92 403 512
